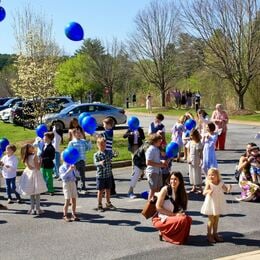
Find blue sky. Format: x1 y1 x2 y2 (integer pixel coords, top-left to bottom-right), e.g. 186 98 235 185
0 0 152 55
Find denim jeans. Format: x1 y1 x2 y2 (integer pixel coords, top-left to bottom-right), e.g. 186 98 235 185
53 151 61 177
5 177 21 200
75 160 86 190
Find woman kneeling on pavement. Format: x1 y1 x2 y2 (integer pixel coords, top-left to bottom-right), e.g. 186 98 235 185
152 172 192 244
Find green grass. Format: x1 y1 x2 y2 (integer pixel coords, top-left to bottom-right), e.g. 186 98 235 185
127 107 260 122
0 121 132 169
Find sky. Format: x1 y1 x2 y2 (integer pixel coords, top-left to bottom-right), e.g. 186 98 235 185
0 0 152 55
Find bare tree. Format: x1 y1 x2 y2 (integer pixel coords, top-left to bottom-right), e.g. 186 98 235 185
182 0 260 109
128 0 180 107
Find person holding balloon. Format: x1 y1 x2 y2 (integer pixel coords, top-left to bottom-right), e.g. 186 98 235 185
68 128 92 194
40 132 56 196
18 144 47 215
68 118 86 142
59 150 80 222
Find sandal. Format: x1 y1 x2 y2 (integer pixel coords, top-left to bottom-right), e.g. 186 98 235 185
207 235 216 243
214 234 224 242
71 215 80 221
63 215 71 222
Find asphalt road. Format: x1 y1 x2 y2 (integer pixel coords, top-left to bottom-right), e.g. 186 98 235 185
0 114 259 260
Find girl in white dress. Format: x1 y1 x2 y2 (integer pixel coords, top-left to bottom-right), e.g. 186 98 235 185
201 168 231 243
17 144 47 215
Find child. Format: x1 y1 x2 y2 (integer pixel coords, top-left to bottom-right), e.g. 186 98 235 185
187 129 203 193
202 122 218 175
201 168 231 243
52 125 62 179
59 157 80 222
101 118 116 195
249 148 260 184
171 115 186 162
40 132 55 195
148 113 165 135
18 144 47 214
145 134 168 201
68 128 92 193
0 145 21 204
94 137 116 212
128 141 150 199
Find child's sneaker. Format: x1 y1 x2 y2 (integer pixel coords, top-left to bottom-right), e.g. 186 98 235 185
105 202 116 210
128 193 137 199
97 204 105 212
7 199 13 204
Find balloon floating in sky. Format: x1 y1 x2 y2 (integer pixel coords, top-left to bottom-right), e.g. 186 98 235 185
63 147 80 165
81 116 97 135
0 138 9 151
165 142 179 158
36 124 48 138
128 116 140 130
0 6 6 22
184 119 196 131
65 22 84 41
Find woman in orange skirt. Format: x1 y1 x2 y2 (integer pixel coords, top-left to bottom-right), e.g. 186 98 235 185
152 172 192 244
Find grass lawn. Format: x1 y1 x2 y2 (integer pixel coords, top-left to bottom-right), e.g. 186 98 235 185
127 107 260 122
0 121 132 169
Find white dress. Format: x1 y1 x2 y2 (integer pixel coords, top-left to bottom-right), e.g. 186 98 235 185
17 155 47 196
201 182 227 215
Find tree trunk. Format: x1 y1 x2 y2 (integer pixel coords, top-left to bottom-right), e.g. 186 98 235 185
238 92 245 110
161 90 166 107
109 86 113 105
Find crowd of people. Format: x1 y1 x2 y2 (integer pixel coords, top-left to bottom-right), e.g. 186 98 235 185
0 104 259 245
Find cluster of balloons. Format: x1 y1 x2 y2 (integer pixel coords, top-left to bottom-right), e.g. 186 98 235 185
65 21 84 41
127 116 140 131
0 137 9 157
78 113 97 135
36 124 48 138
63 147 80 165
0 6 6 22
165 142 179 158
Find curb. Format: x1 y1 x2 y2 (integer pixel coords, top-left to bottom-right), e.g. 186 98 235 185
16 160 132 176
215 250 260 260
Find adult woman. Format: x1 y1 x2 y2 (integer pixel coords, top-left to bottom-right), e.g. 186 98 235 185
197 109 210 136
146 94 152 113
211 104 229 150
152 172 192 245
68 118 86 141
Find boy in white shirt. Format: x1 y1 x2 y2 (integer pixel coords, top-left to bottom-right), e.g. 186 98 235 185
0 144 21 204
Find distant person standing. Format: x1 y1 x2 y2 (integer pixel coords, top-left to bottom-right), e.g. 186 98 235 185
146 94 152 113
126 97 129 109
132 94 136 107
211 104 229 150
195 91 201 111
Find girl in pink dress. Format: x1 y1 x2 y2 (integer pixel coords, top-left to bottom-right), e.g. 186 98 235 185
201 168 231 243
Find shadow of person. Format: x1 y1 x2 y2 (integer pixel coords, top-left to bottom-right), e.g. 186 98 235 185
0 220 8 224
86 218 141 226
220 231 260 246
134 226 157 233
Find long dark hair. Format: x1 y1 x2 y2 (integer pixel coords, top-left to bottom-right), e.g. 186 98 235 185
167 171 188 211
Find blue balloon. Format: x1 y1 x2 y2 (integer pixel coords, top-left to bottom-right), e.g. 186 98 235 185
65 22 84 41
63 147 80 164
82 116 97 135
36 124 48 138
0 138 9 151
184 130 190 138
0 148 3 158
185 119 196 131
166 142 179 158
128 116 140 130
141 191 149 200
0 7 6 22
78 112 90 127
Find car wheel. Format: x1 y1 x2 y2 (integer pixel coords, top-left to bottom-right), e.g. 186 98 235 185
106 117 117 127
52 121 64 131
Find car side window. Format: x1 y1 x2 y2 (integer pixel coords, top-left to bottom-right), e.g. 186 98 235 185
88 105 96 112
96 105 110 111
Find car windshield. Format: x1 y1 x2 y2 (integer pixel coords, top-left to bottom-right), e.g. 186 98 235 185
59 104 77 114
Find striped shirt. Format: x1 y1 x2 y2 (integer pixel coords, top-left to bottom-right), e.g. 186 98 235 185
68 139 92 162
94 150 113 179
101 129 113 152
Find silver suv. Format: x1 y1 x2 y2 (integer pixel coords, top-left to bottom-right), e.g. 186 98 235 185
42 103 127 130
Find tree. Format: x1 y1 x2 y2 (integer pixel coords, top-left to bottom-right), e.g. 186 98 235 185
55 54 98 102
77 38 128 105
11 4 61 124
128 0 180 107
182 0 260 109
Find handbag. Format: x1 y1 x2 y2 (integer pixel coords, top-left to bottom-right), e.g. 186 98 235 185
141 196 157 219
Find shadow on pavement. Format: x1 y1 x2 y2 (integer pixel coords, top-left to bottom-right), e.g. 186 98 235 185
86 218 141 226
220 231 260 246
115 207 142 214
0 220 7 224
187 235 214 247
134 226 157 233
222 213 246 217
